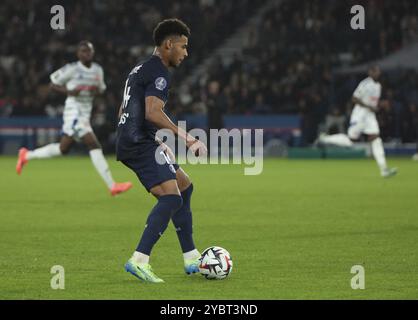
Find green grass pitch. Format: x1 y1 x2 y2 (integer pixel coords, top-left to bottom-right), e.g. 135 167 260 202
0 156 417 299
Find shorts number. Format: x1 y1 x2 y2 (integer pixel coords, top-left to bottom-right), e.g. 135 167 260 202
118 112 129 125
160 150 172 164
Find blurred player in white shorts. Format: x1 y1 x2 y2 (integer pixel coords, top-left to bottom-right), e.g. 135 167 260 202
318 66 397 178
16 41 132 195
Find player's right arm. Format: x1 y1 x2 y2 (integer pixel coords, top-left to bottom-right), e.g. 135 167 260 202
117 102 123 120
49 83 81 96
352 96 377 112
352 80 378 113
352 96 377 113
145 96 207 155
49 64 80 96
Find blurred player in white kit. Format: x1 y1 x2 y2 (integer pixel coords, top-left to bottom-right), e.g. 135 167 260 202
318 65 397 178
16 41 132 195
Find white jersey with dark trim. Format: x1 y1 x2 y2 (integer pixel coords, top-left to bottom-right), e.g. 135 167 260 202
50 61 106 118
352 76 381 114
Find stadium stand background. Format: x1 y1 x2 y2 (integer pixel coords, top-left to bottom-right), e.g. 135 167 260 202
0 0 417 153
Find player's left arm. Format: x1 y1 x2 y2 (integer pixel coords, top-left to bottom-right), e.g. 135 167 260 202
90 66 107 97
145 96 188 138
145 96 207 155
97 66 107 94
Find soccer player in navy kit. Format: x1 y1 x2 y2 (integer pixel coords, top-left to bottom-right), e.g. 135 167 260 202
116 19 207 283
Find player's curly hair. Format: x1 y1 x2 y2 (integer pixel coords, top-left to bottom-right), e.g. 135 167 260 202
153 18 190 46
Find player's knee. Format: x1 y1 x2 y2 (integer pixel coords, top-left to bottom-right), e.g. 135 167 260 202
165 194 183 213
59 145 71 155
153 194 183 217
86 142 101 150
348 132 359 142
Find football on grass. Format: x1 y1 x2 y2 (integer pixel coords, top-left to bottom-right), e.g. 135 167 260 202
199 246 233 280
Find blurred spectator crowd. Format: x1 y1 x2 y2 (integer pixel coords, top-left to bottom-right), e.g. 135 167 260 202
0 0 258 148
185 0 418 145
0 0 417 147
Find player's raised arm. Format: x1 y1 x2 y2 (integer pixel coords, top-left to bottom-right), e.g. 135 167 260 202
145 96 207 155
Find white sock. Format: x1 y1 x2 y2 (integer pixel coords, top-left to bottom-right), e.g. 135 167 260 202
320 134 354 147
26 143 61 160
371 137 387 173
183 249 200 261
132 251 150 265
89 149 115 189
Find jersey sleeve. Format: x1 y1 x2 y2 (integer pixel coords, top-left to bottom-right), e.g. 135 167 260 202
98 66 107 93
144 69 169 103
50 64 74 86
353 80 366 100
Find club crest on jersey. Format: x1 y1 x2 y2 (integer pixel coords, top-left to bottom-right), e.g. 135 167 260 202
155 77 167 91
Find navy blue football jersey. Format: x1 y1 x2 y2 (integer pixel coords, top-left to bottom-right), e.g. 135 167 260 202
116 55 171 161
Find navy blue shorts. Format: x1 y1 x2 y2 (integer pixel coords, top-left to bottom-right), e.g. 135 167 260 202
121 143 179 192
